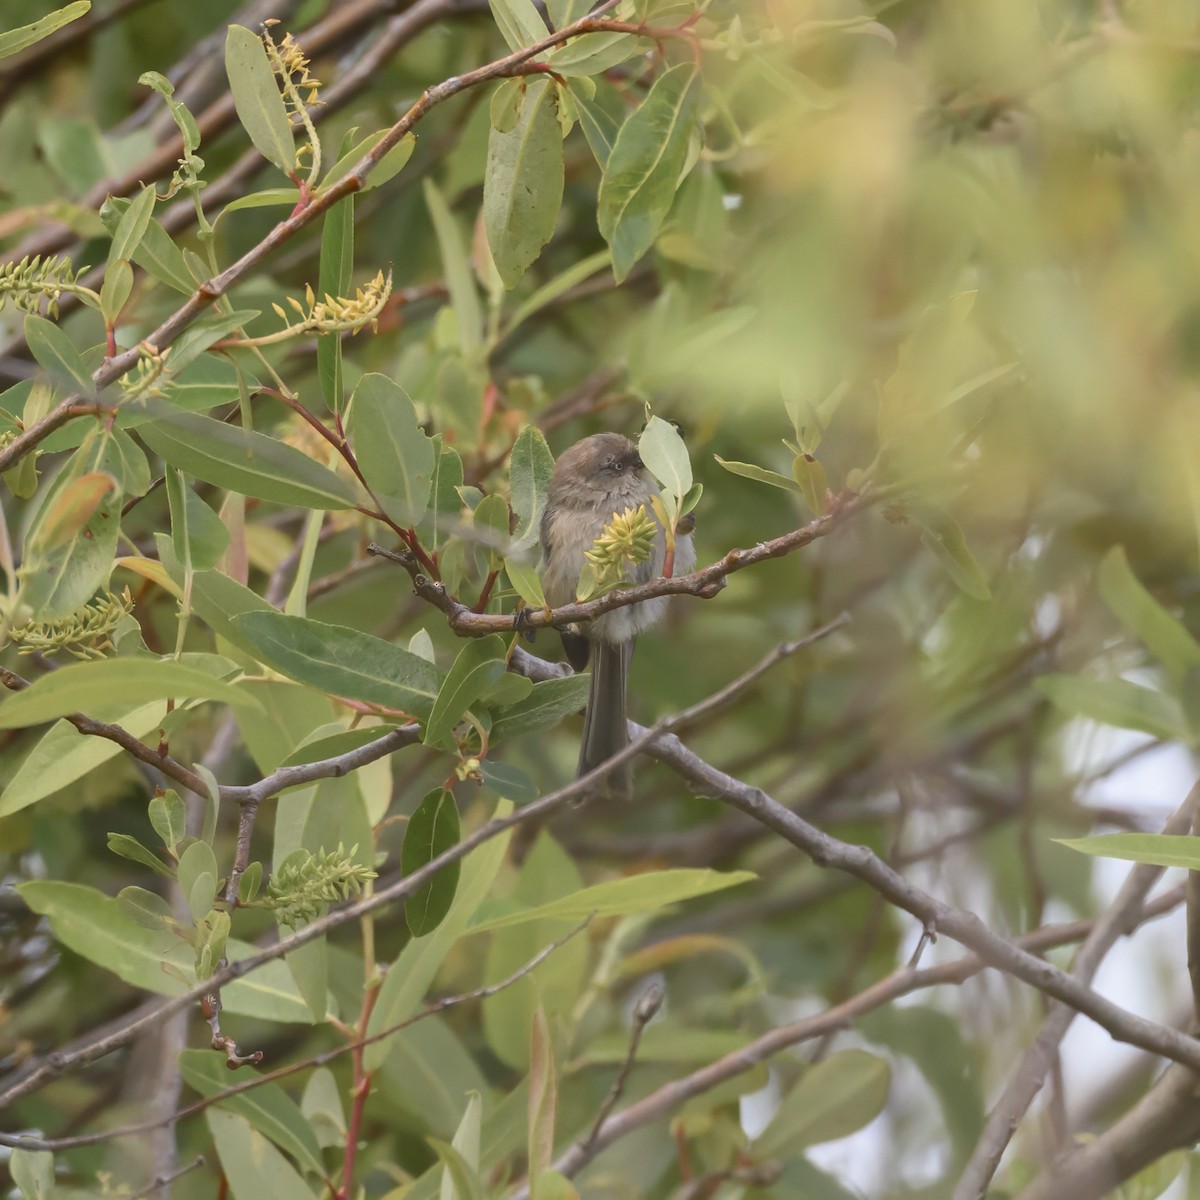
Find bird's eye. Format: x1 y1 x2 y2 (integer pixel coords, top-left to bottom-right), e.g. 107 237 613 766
613 460 625 472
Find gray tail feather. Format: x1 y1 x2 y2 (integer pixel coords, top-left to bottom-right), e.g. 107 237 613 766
578 640 632 797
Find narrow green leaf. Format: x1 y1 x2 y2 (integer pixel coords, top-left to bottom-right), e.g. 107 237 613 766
487 0 548 52
364 800 514 1071
0 701 166 816
424 180 483 357
469 868 756 932
571 85 619 167
99 200 195 293
598 64 698 281
347 373 435 526
324 129 416 191
1057 832 1200 871
403 788 462 937
24 312 93 394
181 1050 325 1178
713 454 798 492
231 611 444 719
215 188 301 223
139 409 360 510
484 78 565 288
911 509 991 601
317 196 353 411
548 32 642 76
225 25 295 175
489 675 588 744
509 425 555 551
419 436 465 551
424 636 508 748
528 1006 557 1184
20 473 119 621
0 658 260 729
109 183 156 266
438 1092 483 1200
546 0 588 26
0 1 89 60
208 1110 318 1200
504 250 610 337
639 415 692 506
1036 674 1188 741
754 1049 890 1156
18 882 313 1021
100 259 133 324
107 833 175 878
1098 546 1200 681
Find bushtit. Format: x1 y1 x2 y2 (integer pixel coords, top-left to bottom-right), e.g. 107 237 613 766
540 432 695 795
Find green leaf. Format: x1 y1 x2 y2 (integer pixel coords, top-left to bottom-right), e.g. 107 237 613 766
1036 674 1188 741
317 196 353 410
100 199 195 294
324 129 416 191
0 1 89 60
0 701 166 817
438 1092 483 1200
598 64 698 282
420 436 465 551
489 675 589 744
430 1138 485 1200
347 373 435 526
528 1006 557 1184
0 658 258 730
487 0 548 52
100 259 133 324
208 1110 318 1200
20 472 120 621
1098 546 1200 682
639 415 692 506
1056 832 1200 871
149 789 187 854
167 472 229 572
509 425 555 551
181 1050 325 1178
17 882 314 1021
139 409 360 510
469 868 755 932
24 312 93 394
424 180 483 357
365 800 514 1071
424 636 508 749
232 611 444 719
109 183 156 266
911 509 991 601
403 788 462 937
546 0 588 26
503 250 610 337
484 78 565 288
8 1145 54 1200
571 85 619 167
754 1049 890 1156
225 25 295 175
503 558 546 609
107 832 174 878
177 840 219 922
548 32 642 77
713 454 797 492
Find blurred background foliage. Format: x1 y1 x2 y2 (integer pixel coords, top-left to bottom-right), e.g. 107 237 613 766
3 0 1200 1197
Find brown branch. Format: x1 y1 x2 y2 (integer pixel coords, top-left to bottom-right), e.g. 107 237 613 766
367 491 871 636
0 665 207 795
1 917 593 1150
506 886 1187 1197
952 781 1200 1200
0 0 645 467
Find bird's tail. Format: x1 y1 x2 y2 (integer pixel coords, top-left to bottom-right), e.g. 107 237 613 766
578 640 633 797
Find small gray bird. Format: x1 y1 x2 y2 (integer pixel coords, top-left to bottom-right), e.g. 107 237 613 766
540 432 695 795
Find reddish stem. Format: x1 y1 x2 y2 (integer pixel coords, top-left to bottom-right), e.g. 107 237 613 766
339 981 381 1200
474 568 499 613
